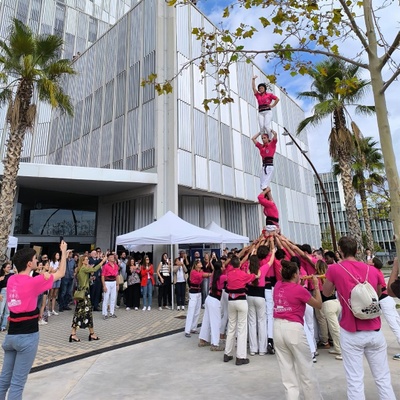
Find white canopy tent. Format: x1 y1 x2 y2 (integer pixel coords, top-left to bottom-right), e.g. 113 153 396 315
116 211 224 310
116 211 224 246
204 221 249 245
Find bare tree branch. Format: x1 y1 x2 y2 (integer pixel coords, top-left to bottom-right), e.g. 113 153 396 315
382 67 400 93
338 0 370 51
379 31 400 70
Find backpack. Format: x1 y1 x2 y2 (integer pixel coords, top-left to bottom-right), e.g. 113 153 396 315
338 263 381 320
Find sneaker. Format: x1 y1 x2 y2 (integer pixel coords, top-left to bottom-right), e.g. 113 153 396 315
158 307 162 311
198 339 210 347
51 310 59 316
182 306 185 311
185 333 191 338
177 306 180 311
335 355 343 360
312 353 317 363
223 354 233 362
38 319 47 326
317 341 330 349
134 307 138 310
147 306 151 311
126 307 131 310
314 350 319 356
235 358 250 366
392 354 400 361
328 349 342 355
267 344 275 355
249 352 256 356
164 306 171 310
142 306 147 311
103 315 108 320
115 305 120 309
210 345 224 351
259 352 266 356
110 314 117 318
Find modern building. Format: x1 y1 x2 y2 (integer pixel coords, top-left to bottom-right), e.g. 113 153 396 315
0 0 321 255
314 172 395 252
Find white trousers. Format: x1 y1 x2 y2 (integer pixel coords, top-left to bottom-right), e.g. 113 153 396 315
102 281 116 316
199 295 221 346
304 303 316 354
225 300 248 359
220 290 229 335
185 292 201 334
248 296 267 353
321 299 342 353
340 328 396 400
258 110 272 135
274 319 323 400
379 295 400 345
265 288 274 340
260 165 274 190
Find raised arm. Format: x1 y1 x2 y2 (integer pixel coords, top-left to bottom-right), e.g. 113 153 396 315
52 241 68 281
252 76 258 95
252 132 261 145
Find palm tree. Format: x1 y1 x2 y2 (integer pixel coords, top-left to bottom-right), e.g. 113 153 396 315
0 19 75 260
333 136 385 251
297 58 375 251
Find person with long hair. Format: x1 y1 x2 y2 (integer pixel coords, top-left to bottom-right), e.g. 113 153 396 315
185 259 211 337
125 257 141 310
48 252 61 316
157 253 172 310
140 256 155 311
198 261 226 351
70 254 107 342
248 244 276 356
314 260 330 351
201 252 213 307
0 263 12 332
101 253 119 319
273 260 323 400
173 258 187 311
0 242 67 399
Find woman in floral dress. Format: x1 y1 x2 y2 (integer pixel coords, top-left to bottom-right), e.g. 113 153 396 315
69 254 106 342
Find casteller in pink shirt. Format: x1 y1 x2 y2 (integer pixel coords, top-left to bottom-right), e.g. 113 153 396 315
325 260 381 332
273 281 311 325
7 274 54 314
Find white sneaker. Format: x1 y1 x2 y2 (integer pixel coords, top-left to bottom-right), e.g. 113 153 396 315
51 310 59 316
142 306 147 311
158 307 162 311
164 306 170 310
126 307 131 311
38 319 47 325
134 307 138 310
182 306 185 311
115 305 120 309
177 306 180 311
147 306 151 311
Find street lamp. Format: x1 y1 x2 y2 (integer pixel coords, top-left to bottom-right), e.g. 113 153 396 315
282 127 337 252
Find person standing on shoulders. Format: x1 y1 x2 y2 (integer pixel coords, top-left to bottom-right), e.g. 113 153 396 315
323 236 396 400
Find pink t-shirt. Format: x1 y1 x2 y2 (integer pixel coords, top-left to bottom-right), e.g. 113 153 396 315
258 194 279 220
325 260 381 332
255 92 278 107
255 138 277 159
273 281 311 324
7 274 54 313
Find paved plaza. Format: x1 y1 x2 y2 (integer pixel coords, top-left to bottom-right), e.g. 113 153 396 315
0 299 398 400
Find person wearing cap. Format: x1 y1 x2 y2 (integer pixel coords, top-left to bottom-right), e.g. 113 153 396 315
252 76 279 137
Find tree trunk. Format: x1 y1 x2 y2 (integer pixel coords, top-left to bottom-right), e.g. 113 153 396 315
359 179 374 251
0 81 33 261
338 154 364 253
364 1 400 256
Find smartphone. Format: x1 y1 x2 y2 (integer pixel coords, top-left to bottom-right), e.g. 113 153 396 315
60 236 64 243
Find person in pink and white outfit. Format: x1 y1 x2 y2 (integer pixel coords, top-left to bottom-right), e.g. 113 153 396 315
323 236 396 400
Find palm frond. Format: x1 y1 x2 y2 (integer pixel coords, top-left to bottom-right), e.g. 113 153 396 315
8 18 35 59
354 105 375 116
35 34 64 66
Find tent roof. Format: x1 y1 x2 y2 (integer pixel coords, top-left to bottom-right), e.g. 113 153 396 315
205 221 249 244
116 211 223 246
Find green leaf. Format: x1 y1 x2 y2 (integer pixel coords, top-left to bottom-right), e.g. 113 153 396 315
259 17 270 28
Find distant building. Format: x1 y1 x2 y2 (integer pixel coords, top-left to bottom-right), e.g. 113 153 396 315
314 172 395 252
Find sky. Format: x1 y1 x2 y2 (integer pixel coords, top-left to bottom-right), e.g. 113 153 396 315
196 0 400 175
